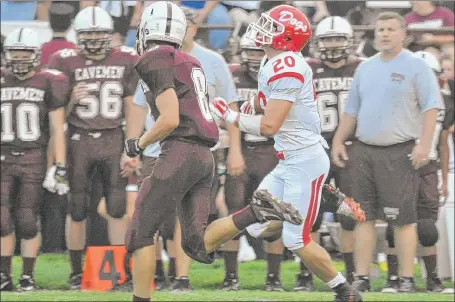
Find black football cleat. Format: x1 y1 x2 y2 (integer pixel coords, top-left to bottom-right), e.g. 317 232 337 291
221 273 239 291
251 189 303 225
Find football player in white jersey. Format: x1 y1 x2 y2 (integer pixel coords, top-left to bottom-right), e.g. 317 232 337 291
211 5 363 301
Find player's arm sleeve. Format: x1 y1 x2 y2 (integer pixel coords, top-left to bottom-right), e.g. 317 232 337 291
123 55 140 97
268 75 304 102
214 56 238 103
133 84 147 109
46 73 71 111
415 61 442 112
135 51 175 99
344 65 363 116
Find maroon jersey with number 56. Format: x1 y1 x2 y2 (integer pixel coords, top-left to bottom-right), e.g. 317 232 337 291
135 45 219 147
1 67 69 151
48 46 139 130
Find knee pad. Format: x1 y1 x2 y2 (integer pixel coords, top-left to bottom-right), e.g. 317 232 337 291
16 208 39 239
339 215 357 231
68 192 88 222
106 190 126 219
264 230 281 243
1 207 14 237
282 230 304 251
386 224 395 248
417 219 439 247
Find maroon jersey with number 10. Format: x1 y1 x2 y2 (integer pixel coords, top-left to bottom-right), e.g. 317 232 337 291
1 68 69 153
135 45 219 147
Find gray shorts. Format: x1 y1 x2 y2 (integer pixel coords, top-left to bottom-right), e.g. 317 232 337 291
349 141 419 226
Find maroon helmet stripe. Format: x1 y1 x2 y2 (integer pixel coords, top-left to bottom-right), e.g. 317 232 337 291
165 2 172 35
92 6 96 27
18 28 24 42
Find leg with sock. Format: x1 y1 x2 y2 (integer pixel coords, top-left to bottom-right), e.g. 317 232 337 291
264 236 284 291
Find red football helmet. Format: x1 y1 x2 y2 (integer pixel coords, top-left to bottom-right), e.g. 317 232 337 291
245 5 312 52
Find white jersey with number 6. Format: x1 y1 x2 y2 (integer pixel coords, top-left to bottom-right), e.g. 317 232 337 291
257 51 324 151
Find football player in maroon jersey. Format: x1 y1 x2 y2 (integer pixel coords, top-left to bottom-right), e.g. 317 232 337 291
48 6 139 289
124 2 303 301
1 28 69 291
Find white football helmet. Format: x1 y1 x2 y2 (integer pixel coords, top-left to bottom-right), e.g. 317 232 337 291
74 6 113 56
239 33 264 79
412 51 441 73
315 16 353 63
136 1 187 55
4 28 41 77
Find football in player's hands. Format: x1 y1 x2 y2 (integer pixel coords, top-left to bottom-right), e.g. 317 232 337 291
251 94 265 114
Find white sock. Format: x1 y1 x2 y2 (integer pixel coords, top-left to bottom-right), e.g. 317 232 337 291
326 272 347 289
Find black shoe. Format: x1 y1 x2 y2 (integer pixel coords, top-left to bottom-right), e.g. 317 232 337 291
171 277 192 292
322 184 365 222
381 275 399 293
0 273 13 291
154 274 166 291
250 189 303 225
398 277 416 293
294 272 314 291
17 275 36 292
427 277 454 294
351 277 370 292
334 283 363 302
265 273 284 292
68 272 82 290
110 274 133 292
221 273 239 291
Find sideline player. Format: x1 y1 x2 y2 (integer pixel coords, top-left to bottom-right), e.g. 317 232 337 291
211 5 363 301
295 16 364 290
381 51 454 294
48 6 139 289
1 28 69 291
222 34 284 291
124 2 303 301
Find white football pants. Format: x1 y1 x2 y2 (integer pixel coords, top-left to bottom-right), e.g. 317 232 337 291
247 142 330 251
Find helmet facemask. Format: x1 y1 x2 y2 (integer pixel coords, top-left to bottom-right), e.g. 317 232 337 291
241 48 264 79
77 30 112 57
5 48 40 79
245 13 284 47
317 35 351 63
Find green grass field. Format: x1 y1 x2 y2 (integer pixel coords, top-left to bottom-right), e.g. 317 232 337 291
1 254 454 301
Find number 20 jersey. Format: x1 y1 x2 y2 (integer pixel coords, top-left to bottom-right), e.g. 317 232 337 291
48 47 139 130
258 51 323 152
308 57 362 143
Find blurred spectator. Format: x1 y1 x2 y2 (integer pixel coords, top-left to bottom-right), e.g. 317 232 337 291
179 1 232 49
34 0 80 21
441 56 455 81
405 1 455 53
40 3 76 67
313 1 365 23
1 0 38 21
1 34 5 66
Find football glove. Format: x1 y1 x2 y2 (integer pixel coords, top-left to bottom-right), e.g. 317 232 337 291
209 97 239 124
125 138 143 158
